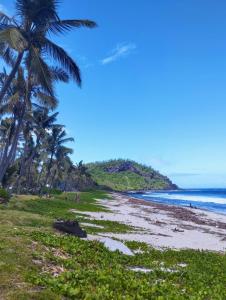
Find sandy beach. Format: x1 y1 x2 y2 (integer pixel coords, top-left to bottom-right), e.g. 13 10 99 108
72 192 226 252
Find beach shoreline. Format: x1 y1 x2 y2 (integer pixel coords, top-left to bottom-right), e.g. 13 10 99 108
125 192 226 218
125 189 226 215
73 192 226 252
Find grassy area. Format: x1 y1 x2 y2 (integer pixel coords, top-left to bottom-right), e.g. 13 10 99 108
0 191 226 299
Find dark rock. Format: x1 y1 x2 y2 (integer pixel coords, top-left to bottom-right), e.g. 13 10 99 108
53 220 87 238
105 161 142 175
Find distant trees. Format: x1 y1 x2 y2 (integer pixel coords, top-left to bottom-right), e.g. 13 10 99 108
0 0 96 193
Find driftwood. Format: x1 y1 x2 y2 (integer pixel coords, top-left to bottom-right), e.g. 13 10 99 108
173 228 184 233
53 220 87 238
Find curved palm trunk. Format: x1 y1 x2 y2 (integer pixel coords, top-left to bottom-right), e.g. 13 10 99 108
16 137 40 193
0 115 17 184
50 167 58 189
45 153 54 186
37 164 45 194
25 136 41 182
15 138 30 193
0 115 24 183
39 152 54 194
0 75 29 185
0 52 24 103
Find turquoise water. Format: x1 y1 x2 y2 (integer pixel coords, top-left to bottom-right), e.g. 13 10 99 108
129 189 226 214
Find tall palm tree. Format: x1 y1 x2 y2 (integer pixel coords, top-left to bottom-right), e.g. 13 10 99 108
0 68 27 181
0 66 60 182
0 0 96 102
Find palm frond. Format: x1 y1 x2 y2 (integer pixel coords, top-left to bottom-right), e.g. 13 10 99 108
0 43 13 66
43 38 81 85
0 103 11 115
35 91 58 109
0 26 27 52
43 112 59 126
50 66 69 83
27 46 54 96
31 103 47 111
2 47 16 66
8 91 20 105
16 0 59 28
57 128 66 139
0 11 12 25
59 137 74 144
47 19 97 35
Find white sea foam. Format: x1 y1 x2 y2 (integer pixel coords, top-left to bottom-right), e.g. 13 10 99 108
142 193 226 205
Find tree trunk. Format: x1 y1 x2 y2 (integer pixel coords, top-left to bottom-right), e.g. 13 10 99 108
0 116 23 183
37 163 45 194
25 137 40 186
0 119 16 184
50 167 58 189
15 139 30 193
0 52 24 103
45 152 54 187
0 100 26 184
39 152 54 195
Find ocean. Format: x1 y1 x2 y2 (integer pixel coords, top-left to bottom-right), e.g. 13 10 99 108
128 189 226 214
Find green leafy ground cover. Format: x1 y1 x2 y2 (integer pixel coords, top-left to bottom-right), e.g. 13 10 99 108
0 191 226 299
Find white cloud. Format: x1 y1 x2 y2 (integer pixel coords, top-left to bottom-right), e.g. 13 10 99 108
101 43 136 65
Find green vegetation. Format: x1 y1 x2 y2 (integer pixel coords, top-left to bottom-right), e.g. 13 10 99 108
0 187 10 203
0 191 226 299
87 159 177 191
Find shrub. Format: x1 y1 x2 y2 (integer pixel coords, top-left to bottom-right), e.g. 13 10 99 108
0 188 10 203
49 188 62 195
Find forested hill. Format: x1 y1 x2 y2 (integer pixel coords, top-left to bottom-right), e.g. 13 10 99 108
86 159 177 191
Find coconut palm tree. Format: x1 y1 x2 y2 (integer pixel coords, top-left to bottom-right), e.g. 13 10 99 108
0 0 96 102
50 145 73 188
41 125 74 189
0 68 27 181
22 108 59 188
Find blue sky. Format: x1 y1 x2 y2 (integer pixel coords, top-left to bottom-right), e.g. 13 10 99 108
1 0 226 188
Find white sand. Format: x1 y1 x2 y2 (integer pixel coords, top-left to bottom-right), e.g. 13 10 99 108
72 193 226 252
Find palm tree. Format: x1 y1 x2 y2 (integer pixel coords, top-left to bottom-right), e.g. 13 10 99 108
50 145 73 188
0 69 26 180
22 108 59 187
0 56 76 180
0 0 96 102
41 125 74 189
0 65 61 182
